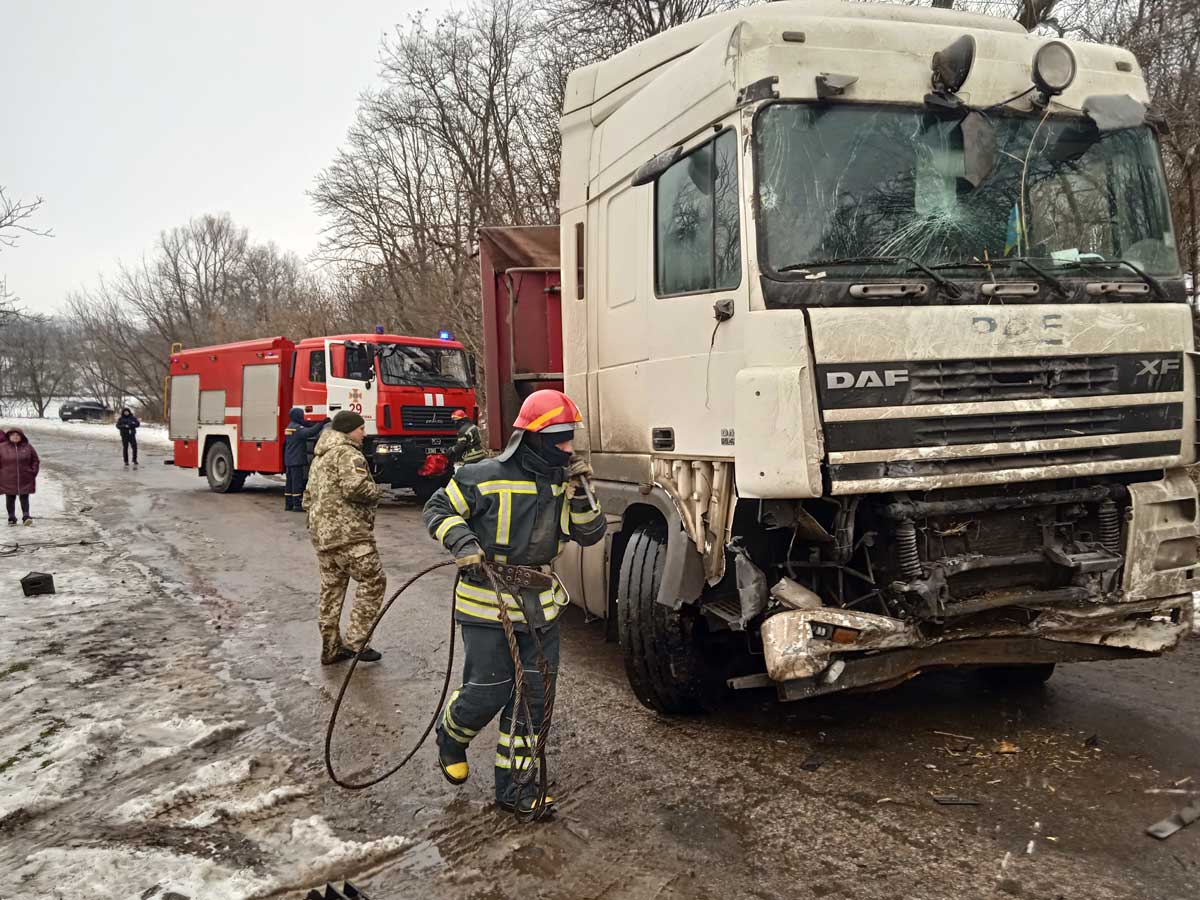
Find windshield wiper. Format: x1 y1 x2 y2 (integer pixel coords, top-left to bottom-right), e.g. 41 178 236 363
777 256 962 297
928 256 1070 299
1047 258 1166 299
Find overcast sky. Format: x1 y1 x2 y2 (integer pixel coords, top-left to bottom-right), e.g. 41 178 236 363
2 0 444 314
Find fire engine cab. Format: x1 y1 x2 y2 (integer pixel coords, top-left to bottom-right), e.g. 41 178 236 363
166 332 477 499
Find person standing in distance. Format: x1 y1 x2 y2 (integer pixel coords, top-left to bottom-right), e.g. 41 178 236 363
304 410 386 665
448 408 487 467
283 407 326 512
116 407 140 467
0 428 39 525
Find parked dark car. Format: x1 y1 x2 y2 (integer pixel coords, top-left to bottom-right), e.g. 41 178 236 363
59 400 115 422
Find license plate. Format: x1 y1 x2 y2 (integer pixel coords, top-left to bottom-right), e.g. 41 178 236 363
425 447 442 455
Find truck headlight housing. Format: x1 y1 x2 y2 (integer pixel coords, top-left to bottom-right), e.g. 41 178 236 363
1033 41 1076 96
374 443 401 455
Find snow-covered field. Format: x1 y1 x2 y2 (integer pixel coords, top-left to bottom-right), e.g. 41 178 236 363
3 414 173 450
0 474 408 897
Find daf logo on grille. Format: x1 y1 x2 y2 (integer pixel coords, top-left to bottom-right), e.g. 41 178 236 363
825 369 909 390
1137 358 1180 377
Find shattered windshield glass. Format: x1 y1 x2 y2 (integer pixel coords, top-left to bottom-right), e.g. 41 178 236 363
377 344 470 388
754 103 1179 282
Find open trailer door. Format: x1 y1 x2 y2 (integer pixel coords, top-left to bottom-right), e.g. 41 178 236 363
478 225 562 450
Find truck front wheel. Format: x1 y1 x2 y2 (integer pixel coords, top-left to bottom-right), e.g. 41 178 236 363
617 523 708 714
205 441 246 494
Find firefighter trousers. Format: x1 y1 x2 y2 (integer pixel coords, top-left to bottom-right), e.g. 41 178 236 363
285 466 306 510
438 620 560 804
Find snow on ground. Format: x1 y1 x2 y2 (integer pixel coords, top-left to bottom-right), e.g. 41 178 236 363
4 414 173 450
0 472 408 897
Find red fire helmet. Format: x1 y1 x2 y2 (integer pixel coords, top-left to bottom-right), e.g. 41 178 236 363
513 389 582 435
451 408 470 421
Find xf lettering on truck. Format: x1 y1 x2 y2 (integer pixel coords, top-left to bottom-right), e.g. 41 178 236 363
1138 358 1181 377
825 370 909 390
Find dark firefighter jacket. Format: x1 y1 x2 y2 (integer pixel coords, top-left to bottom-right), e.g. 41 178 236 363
116 413 140 435
284 409 326 467
422 445 605 629
451 421 486 464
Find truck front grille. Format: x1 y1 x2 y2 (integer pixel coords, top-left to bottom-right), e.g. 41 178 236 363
908 355 1120 403
816 352 1183 409
401 406 461 430
825 403 1183 452
831 441 1181 481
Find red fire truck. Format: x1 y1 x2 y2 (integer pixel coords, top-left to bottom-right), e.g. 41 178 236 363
166 332 477 499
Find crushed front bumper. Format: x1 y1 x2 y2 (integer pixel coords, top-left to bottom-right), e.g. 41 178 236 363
755 593 1196 702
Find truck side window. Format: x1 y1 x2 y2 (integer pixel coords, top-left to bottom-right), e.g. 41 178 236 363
345 344 371 381
655 129 741 296
309 351 326 383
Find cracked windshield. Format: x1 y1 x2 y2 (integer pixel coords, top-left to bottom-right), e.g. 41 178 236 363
755 103 1179 286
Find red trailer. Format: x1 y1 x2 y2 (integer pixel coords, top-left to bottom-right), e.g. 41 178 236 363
167 332 478 499
478 226 562 449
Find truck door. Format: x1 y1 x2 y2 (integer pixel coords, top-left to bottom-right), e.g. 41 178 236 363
324 340 379 434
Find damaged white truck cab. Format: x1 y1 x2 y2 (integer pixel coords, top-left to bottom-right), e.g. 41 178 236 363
545 0 1200 710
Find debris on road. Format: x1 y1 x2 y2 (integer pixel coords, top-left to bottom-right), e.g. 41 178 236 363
20 571 55 596
933 730 975 742
994 741 1020 755
1146 801 1200 840
306 882 372 900
930 794 981 806
800 754 825 772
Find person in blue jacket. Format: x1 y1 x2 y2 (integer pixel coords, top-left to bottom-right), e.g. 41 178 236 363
284 408 326 512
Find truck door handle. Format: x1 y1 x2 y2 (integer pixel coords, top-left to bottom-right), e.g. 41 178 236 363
329 404 342 411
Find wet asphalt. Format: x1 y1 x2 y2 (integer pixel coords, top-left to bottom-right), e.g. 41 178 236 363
30 430 1200 899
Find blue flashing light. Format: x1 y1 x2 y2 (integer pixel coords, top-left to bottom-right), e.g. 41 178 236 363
438 330 452 341
375 325 385 334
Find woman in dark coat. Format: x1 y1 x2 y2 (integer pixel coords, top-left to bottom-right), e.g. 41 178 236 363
116 407 140 467
0 427 39 525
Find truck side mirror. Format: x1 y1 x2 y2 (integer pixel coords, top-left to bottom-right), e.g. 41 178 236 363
468 353 478 384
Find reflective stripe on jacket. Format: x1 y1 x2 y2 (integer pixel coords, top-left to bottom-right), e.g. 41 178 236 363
422 448 606 627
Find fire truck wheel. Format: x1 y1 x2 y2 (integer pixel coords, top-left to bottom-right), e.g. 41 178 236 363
205 440 246 494
617 522 708 715
980 663 1056 690
412 481 442 504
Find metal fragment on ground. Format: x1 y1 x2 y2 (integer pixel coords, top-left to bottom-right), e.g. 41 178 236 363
930 794 981 806
1146 801 1200 840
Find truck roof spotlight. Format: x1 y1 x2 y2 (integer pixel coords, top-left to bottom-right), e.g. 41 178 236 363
931 34 976 96
1033 40 1076 96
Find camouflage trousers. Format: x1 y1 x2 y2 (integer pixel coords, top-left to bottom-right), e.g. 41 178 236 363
316 541 387 661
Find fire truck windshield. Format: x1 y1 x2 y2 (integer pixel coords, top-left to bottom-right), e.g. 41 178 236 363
376 343 470 388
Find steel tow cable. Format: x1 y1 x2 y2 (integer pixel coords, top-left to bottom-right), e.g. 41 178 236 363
324 560 559 822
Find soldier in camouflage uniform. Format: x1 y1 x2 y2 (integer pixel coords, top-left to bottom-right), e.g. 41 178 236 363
304 410 386 665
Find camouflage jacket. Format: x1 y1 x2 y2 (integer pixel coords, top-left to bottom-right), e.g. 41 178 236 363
304 429 383 551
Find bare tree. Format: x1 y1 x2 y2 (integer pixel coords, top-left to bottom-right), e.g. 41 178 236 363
0 315 74 417
0 187 51 250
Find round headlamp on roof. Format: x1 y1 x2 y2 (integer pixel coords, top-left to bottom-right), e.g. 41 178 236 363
1033 41 1076 97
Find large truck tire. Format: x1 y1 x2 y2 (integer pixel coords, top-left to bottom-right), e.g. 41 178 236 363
980 663 1056 690
205 441 246 494
617 522 708 715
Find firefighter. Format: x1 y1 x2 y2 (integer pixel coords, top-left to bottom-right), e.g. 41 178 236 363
448 408 486 466
284 407 326 512
304 410 386 665
422 389 605 814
